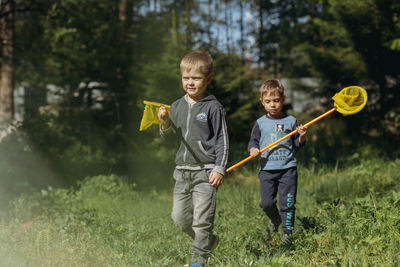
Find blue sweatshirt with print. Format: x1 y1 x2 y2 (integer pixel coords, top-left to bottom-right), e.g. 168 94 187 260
248 114 304 171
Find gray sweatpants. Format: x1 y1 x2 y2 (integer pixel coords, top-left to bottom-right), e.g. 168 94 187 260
171 168 217 264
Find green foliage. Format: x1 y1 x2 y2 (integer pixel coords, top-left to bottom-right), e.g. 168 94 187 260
300 158 400 204
383 108 400 139
8 0 400 192
210 53 256 142
1 158 400 266
1 5 398 265
390 38 400 50
0 174 184 266
0 112 121 204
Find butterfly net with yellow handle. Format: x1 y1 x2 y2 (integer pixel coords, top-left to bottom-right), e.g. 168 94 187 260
225 85 368 172
332 86 367 116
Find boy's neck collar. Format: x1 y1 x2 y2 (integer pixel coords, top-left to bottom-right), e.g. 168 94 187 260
185 94 197 105
266 113 286 119
184 93 209 104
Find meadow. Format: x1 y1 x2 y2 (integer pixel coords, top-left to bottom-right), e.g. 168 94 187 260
1 157 400 266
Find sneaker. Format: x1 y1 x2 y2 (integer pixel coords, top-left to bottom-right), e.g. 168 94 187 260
266 218 281 236
282 231 293 244
210 234 219 252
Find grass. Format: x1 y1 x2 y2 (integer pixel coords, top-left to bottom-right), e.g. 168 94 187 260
0 158 400 266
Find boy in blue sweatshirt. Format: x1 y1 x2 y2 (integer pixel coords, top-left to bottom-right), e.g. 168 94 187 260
248 79 307 243
158 51 229 266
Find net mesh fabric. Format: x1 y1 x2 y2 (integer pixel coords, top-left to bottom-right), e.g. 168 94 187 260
332 86 367 116
139 101 170 131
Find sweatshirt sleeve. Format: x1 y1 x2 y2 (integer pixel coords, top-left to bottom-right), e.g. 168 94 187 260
292 120 305 148
211 106 229 175
160 105 177 140
248 122 261 151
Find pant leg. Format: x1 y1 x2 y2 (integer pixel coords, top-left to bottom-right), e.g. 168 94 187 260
171 169 195 238
259 170 281 223
277 167 298 232
191 169 217 265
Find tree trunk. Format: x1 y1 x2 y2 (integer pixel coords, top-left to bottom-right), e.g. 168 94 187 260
224 2 231 53
0 0 15 122
185 0 192 48
258 0 264 67
119 0 127 23
239 0 245 60
153 0 157 13
115 0 128 121
171 8 177 45
207 0 213 47
309 0 322 48
274 44 280 79
215 0 219 48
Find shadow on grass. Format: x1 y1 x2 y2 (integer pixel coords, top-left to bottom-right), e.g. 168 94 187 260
297 216 325 234
244 230 297 259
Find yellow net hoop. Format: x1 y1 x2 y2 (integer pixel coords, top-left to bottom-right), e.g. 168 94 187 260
332 86 367 116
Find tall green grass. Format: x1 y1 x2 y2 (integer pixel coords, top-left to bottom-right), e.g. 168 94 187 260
1 158 400 266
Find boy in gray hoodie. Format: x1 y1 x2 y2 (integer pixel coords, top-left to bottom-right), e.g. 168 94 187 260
158 51 229 267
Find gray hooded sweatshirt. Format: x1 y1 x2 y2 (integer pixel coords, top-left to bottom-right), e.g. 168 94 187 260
161 94 229 175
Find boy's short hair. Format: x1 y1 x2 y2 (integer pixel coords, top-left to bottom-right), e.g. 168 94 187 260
180 51 213 76
259 79 285 97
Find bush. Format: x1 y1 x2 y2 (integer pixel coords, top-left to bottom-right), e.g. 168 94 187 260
1 158 400 266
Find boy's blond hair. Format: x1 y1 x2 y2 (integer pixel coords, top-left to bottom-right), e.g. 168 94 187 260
180 51 213 76
259 79 285 97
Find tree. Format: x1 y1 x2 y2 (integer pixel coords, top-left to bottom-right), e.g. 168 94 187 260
0 0 15 122
291 1 400 138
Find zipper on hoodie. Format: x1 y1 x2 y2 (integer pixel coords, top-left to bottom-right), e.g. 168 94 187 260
183 103 192 163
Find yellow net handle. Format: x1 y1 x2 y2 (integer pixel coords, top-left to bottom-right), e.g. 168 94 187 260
226 107 337 172
226 85 368 173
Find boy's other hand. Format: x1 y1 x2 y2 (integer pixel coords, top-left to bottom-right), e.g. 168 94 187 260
158 106 169 131
249 147 260 158
296 124 307 143
209 171 223 187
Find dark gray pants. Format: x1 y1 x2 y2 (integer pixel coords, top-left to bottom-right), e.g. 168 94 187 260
259 167 297 232
171 168 217 265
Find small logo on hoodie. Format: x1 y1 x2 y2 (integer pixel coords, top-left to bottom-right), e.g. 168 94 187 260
196 112 208 122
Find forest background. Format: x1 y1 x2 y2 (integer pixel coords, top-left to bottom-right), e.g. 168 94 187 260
0 0 399 265
1 0 398 195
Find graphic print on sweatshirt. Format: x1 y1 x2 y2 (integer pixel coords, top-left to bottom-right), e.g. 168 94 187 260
196 112 208 122
265 123 291 162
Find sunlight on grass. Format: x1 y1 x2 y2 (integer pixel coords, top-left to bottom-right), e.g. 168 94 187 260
0 128 64 213
0 159 400 266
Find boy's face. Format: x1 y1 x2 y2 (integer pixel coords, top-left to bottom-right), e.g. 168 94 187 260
260 91 285 118
181 69 211 101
